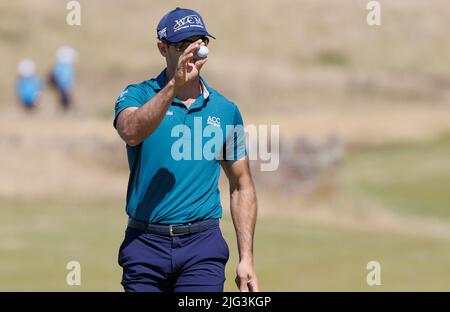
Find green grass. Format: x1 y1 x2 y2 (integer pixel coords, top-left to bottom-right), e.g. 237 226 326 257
1 196 450 291
316 50 349 66
0 196 125 291
225 218 450 291
342 135 450 220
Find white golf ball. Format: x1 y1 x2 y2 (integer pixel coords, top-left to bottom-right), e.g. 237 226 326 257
197 46 208 58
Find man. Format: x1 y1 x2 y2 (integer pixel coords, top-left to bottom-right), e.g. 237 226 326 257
49 46 77 111
114 7 259 292
16 58 41 111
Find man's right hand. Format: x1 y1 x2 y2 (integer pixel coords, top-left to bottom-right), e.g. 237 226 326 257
173 39 208 90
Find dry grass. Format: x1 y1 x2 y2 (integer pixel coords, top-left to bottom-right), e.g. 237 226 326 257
1 0 450 115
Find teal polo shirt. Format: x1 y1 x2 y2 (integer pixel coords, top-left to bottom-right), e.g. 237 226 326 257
114 69 246 224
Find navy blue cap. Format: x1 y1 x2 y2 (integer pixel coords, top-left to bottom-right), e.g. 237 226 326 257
157 7 215 43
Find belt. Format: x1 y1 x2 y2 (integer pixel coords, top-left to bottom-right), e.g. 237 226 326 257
127 218 219 237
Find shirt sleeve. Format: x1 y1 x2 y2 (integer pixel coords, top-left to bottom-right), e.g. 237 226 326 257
113 84 149 129
223 105 247 163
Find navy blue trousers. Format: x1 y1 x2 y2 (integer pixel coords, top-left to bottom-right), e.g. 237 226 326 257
118 222 229 292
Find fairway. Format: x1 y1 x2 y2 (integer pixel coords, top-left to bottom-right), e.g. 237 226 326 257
343 134 450 221
1 193 450 291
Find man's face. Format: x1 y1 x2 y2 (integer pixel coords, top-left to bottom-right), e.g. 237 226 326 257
160 35 209 67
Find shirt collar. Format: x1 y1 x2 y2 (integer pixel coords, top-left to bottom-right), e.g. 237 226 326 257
200 79 209 99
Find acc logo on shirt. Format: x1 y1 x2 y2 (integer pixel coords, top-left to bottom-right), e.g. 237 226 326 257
207 115 221 127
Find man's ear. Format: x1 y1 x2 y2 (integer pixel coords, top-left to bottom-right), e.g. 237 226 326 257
157 40 168 57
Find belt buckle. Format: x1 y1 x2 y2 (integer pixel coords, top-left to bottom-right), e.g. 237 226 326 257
169 224 183 237
169 223 193 237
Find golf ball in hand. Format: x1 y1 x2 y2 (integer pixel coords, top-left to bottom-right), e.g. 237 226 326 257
197 46 208 58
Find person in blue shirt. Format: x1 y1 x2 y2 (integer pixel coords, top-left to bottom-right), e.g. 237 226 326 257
114 8 259 292
16 59 41 111
49 46 77 111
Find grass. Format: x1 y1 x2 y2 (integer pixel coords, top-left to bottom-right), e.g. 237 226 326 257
342 134 450 221
1 0 450 292
1 195 450 291
232 219 450 291
316 50 349 66
2 0 450 116
0 196 125 291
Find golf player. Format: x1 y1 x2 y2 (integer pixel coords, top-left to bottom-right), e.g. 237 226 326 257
114 8 259 292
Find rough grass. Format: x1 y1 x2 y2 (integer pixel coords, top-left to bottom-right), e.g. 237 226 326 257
1 0 450 116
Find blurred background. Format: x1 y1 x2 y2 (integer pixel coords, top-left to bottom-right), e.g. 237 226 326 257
1 0 450 291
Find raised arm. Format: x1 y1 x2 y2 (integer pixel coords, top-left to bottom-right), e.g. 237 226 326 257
221 157 260 292
115 39 206 146
115 81 176 146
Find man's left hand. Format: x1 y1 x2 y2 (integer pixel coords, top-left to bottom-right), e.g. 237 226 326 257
235 259 260 292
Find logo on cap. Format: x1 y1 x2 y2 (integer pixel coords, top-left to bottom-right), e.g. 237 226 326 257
158 27 167 39
173 15 204 32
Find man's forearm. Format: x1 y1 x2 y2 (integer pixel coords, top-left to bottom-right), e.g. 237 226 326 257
120 79 176 146
230 181 257 262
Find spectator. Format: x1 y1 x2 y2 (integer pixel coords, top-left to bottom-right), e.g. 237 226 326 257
16 58 41 111
49 46 78 111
